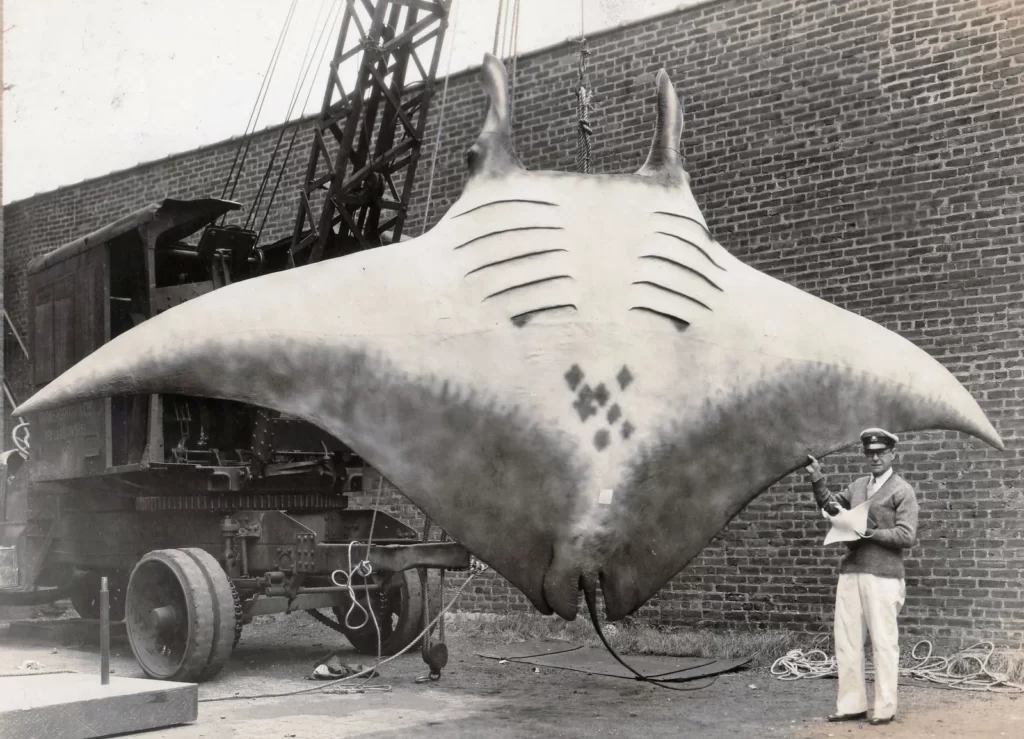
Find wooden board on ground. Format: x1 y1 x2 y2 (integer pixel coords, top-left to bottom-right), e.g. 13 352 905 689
0 672 197 739
7 619 127 645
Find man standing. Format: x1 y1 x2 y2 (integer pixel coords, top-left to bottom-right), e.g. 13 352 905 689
804 428 920 726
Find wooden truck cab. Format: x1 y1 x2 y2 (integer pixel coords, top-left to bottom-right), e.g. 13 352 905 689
27 198 241 481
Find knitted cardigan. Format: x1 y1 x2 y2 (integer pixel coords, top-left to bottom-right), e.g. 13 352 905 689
811 471 919 579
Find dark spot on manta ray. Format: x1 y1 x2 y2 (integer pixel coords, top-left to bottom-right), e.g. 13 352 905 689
574 384 599 421
607 403 622 424
565 364 584 390
617 366 634 390
594 429 610 451
593 383 609 407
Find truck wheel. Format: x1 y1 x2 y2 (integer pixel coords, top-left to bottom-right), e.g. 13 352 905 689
125 548 237 682
69 571 128 621
332 569 423 656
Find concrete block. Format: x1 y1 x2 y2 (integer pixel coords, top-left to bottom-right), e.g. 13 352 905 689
0 672 197 739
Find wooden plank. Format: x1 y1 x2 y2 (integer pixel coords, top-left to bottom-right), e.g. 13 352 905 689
8 619 128 645
0 672 197 739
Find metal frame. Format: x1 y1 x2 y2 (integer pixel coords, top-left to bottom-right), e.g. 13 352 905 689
291 0 450 265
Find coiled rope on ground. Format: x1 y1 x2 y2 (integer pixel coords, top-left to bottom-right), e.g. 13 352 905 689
771 639 1024 693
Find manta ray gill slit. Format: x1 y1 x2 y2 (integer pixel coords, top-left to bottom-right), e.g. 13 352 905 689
652 230 725 270
464 248 568 277
451 198 559 218
453 225 564 250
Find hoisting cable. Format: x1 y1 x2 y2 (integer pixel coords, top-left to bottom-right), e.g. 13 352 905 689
507 0 522 131
251 0 346 245
582 580 719 692
492 0 506 56
421 0 462 234
220 0 300 210
245 0 342 234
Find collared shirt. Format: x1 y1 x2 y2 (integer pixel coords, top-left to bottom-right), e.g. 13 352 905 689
867 467 893 497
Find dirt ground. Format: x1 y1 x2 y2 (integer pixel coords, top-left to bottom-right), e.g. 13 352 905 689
1 613 1021 739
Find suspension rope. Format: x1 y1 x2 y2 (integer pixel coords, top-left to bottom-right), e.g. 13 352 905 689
421 0 461 234
492 0 506 56
222 0 299 205
508 0 521 131
253 0 345 243
574 1 593 174
245 0 342 233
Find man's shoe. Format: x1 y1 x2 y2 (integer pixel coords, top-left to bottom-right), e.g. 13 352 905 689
869 716 894 726
827 711 867 722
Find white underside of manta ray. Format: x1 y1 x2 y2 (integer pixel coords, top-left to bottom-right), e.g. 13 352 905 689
15 54 1002 622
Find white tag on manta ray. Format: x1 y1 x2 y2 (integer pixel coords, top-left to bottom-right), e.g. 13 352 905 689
822 499 871 545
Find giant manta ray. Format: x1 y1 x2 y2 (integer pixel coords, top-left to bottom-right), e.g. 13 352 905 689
16 55 1002 623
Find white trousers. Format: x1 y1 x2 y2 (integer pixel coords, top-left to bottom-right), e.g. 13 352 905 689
834 573 905 719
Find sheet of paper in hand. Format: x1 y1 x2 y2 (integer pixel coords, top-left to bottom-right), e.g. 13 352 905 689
822 499 872 545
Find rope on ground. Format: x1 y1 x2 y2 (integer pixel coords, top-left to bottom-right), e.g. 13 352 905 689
199 563 485 703
771 639 1024 693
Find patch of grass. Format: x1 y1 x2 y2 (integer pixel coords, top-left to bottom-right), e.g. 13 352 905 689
446 612 805 670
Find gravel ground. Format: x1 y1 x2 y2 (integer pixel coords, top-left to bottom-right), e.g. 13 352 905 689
1 613 1021 738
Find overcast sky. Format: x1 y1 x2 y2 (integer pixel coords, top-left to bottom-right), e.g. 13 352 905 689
3 0 703 204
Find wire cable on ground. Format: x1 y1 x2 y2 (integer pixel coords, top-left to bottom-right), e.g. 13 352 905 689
771 639 1024 693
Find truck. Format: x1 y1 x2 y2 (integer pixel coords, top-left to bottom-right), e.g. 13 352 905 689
0 0 465 682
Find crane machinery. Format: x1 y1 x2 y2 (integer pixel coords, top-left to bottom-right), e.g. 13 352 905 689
0 0 466 683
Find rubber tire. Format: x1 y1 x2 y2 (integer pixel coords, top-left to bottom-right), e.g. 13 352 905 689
69 571 128 621
332 569 423 656
181 548 238 682
125 548 236 682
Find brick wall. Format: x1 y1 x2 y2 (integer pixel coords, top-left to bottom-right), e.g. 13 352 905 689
4 0 1022 645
